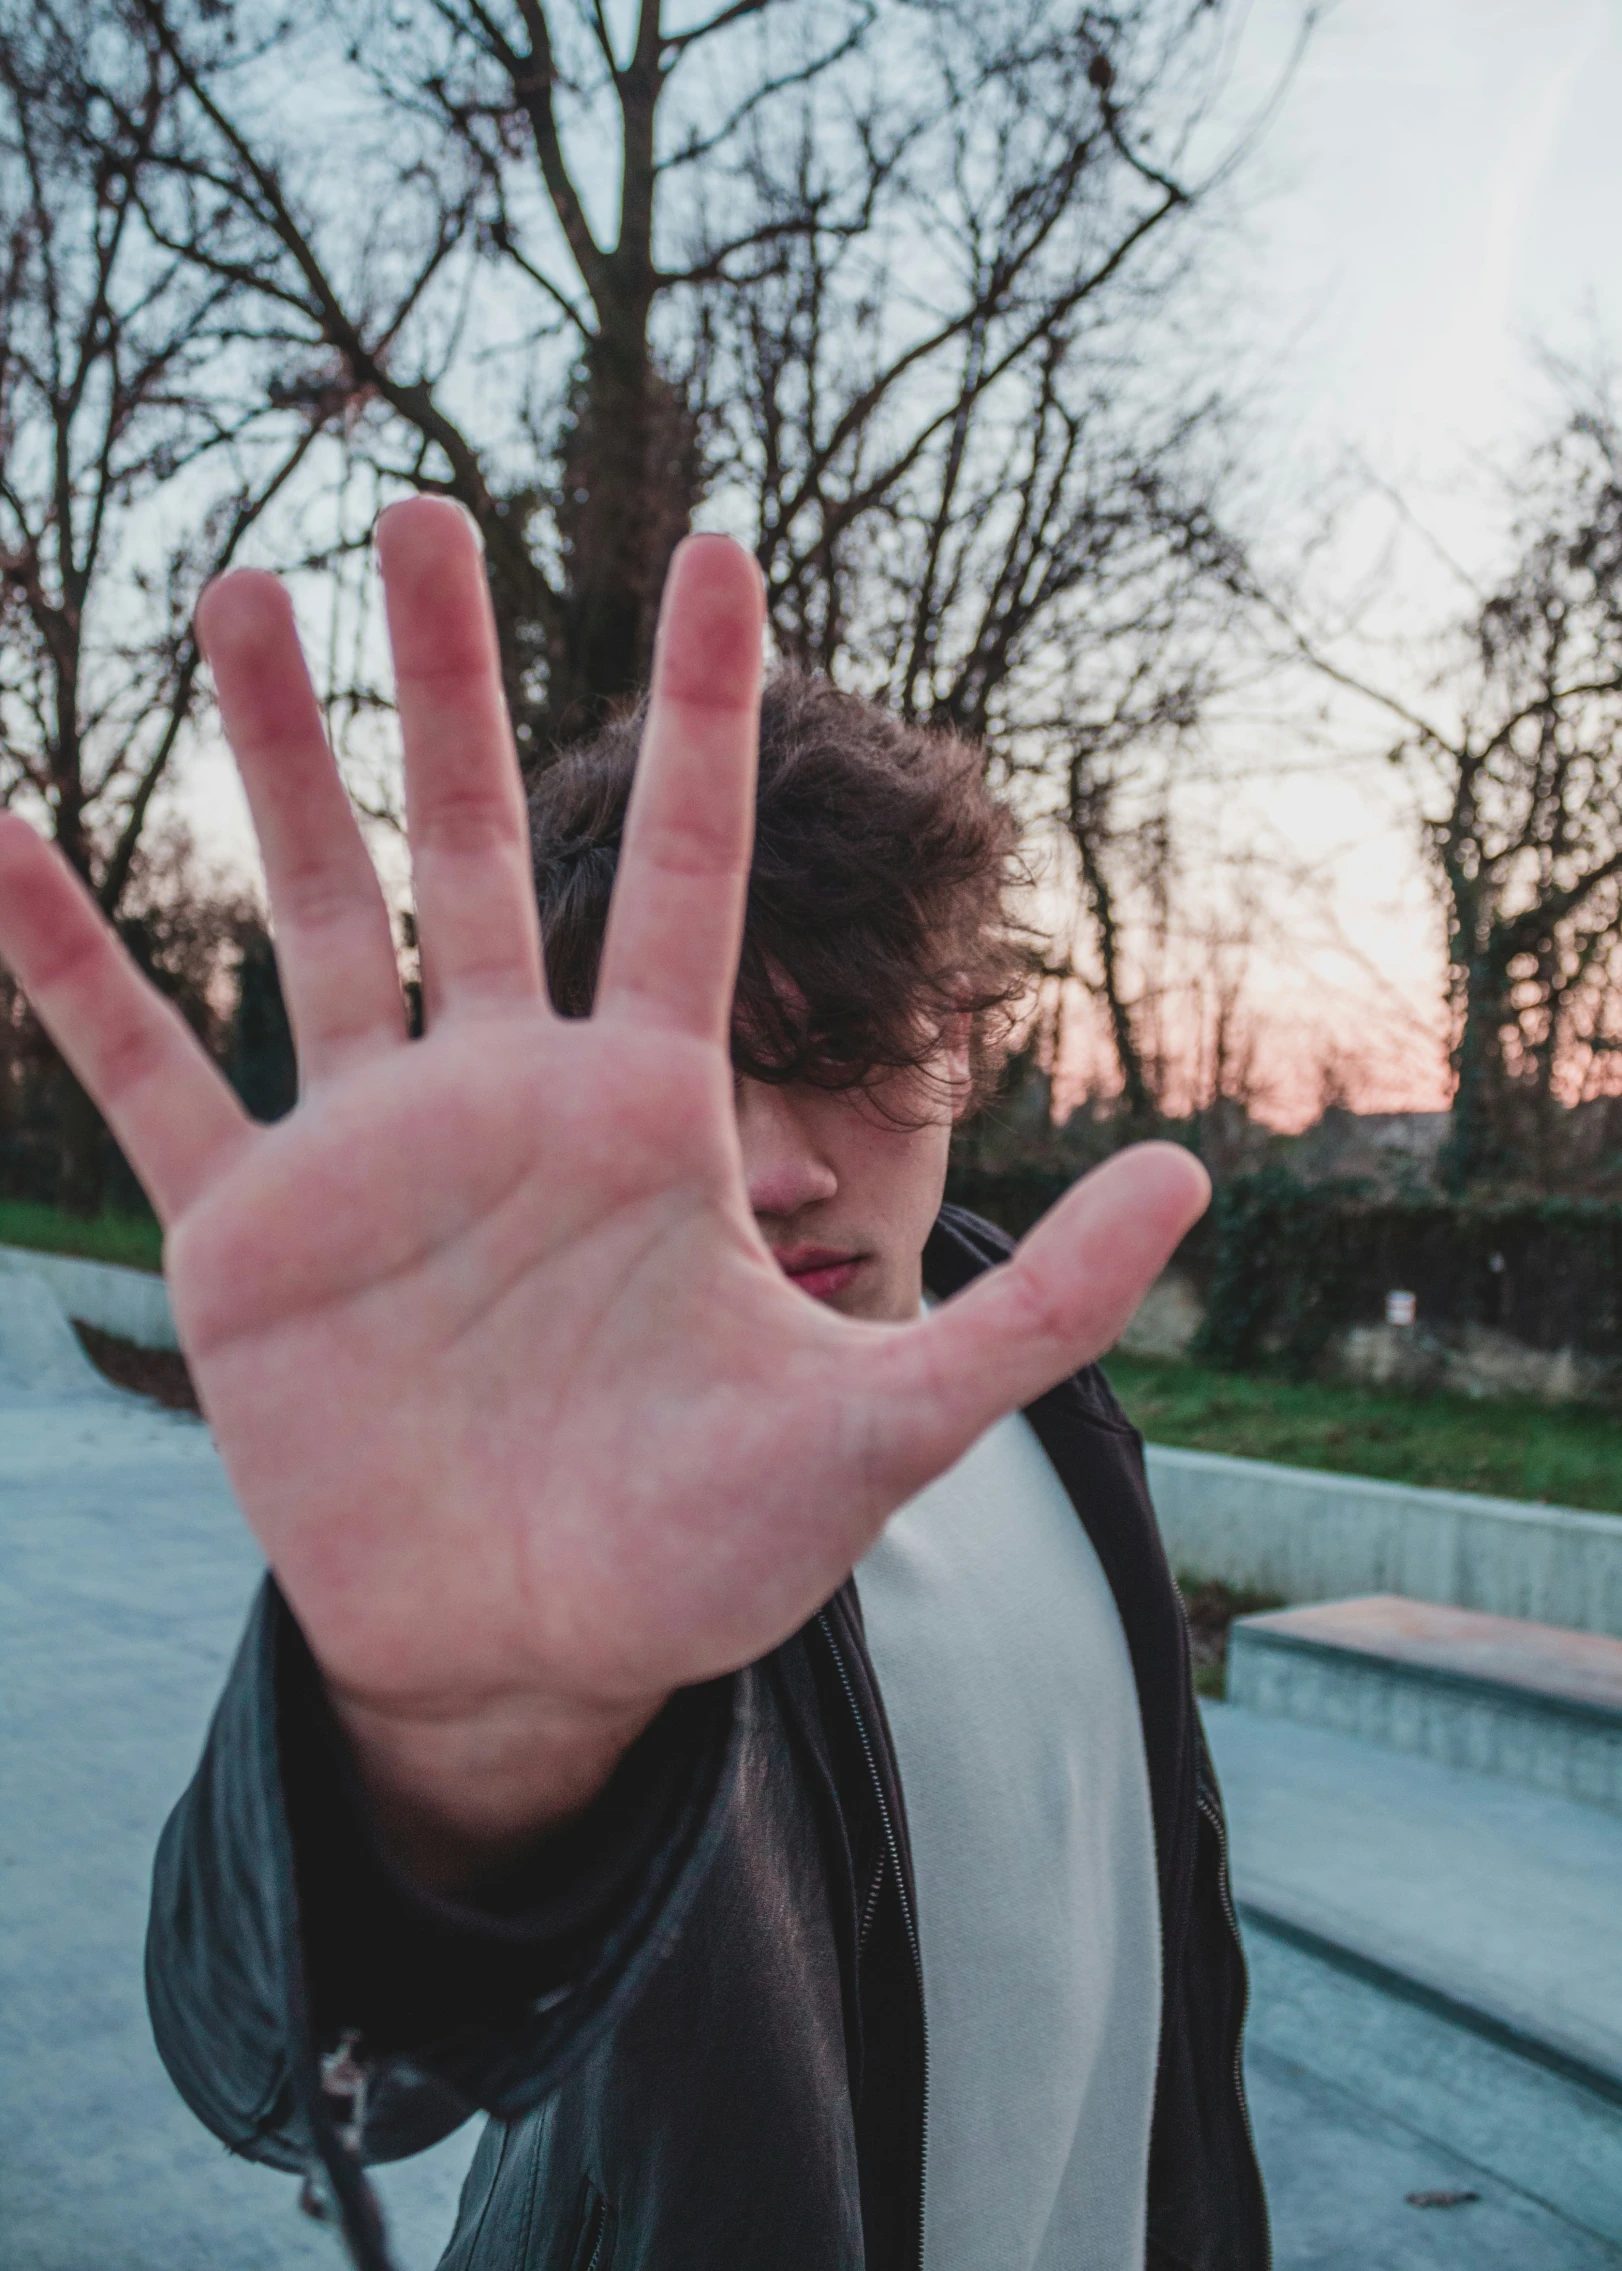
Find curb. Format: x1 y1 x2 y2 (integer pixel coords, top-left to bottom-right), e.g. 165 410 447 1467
1238 1898 1622 2106
0 1244 176 1350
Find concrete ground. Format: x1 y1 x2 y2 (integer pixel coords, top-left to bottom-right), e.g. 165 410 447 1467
2 1272 1619 2268
1208 1698 1622 2262
0 1301 478 2271
1246 1929 1622 2267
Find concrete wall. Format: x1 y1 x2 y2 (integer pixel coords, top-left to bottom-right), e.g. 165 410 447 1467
1335 1320 1617 1407
1148 1443 1622 1639
0 1245 177 1350
1115 1269 1204 1360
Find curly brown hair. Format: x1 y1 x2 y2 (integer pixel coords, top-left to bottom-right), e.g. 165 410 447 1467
528 666 1033 1111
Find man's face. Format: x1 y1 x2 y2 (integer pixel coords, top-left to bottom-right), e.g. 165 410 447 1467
736 1042 968 1324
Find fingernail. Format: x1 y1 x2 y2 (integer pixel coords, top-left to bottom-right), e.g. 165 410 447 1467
371 495 487 557
448 496 486 554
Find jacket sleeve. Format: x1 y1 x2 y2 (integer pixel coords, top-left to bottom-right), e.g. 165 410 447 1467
145 1577 745 2184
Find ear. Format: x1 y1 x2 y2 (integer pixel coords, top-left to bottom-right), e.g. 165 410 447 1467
943 1011 975 1124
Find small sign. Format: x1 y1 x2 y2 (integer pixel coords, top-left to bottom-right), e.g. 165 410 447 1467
1385 1290 1417 1328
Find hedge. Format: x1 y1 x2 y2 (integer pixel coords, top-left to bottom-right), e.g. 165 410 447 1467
1196 1169 1622 1374
949 1160 1622 1378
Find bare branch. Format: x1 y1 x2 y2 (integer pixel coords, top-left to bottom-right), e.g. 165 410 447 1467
660 0 775 56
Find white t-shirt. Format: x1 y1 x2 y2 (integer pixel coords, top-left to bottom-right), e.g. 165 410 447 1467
854 1407 1161 2271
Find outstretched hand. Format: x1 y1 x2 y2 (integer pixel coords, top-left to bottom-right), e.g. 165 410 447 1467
0 502 1207 1880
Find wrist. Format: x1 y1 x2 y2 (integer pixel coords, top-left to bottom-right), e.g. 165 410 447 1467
326 1682 670 1894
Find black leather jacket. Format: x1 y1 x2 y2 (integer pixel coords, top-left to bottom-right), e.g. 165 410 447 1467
146 1207 1269 2271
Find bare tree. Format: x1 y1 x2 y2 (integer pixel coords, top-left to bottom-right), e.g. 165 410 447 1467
118 0 1281 758
0 0 1292 1175
114 821 260 1058
0 0 318 1205
1290 373 1622 1190
1432 394 1622 1188
1051 607 1231 1127
726 86 1253 1116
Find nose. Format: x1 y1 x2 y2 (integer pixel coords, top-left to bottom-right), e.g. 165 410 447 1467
736 1078 839 1221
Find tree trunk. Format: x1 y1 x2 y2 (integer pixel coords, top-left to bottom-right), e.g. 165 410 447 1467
1440 938 1517 1192
230 933 298 1123
1069 769 1157 1129
547 323 701 747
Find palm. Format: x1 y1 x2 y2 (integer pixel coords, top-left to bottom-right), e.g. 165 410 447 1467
0 502 1204 1856
174 1004 879 1711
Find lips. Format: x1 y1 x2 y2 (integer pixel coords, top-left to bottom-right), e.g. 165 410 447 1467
775 1246 864 1301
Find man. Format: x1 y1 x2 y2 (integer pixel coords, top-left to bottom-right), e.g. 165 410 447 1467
0 503 1266 2271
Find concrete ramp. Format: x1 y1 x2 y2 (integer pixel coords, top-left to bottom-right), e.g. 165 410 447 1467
1229 1595 1622 1816
1205 1699 1622 2093
0 1241 177 1349
0 1258 114 1397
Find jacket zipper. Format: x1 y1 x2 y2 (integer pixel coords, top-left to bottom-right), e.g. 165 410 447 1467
1195 1786 1270 2270
580 2192 609 2271
819 1611 930 2271
294 2030 399 2271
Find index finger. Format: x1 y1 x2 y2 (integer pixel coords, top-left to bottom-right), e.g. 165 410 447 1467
593 536 765 1041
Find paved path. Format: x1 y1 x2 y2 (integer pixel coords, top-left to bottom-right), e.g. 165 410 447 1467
0 1341 478 2271
3 1266 1618 2268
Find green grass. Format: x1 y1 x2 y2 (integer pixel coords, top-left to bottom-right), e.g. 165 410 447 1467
0 1199 162 1273
1105 1351 1622 1517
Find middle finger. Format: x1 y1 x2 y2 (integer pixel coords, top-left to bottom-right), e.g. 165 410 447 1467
376 497 546 1022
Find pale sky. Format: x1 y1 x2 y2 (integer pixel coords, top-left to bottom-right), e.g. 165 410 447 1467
170 0 1622 1125
1216 0 1614 473
1160 0 1622 1123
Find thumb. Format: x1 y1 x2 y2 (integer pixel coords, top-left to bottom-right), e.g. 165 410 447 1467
874 1142 1210 1492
